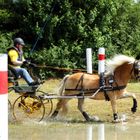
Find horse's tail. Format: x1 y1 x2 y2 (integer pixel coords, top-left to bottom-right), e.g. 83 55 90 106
58 74 69 96
58 75 69 116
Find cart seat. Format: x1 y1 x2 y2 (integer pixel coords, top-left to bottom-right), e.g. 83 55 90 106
8 65 20 86
13 85 38 94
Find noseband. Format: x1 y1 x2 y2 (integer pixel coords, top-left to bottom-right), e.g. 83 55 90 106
133 60 140 80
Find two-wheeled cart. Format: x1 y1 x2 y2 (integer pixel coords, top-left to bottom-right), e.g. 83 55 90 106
8 64 53 122
8 64 101 122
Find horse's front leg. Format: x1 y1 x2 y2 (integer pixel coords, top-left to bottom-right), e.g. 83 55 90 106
119 92 137 113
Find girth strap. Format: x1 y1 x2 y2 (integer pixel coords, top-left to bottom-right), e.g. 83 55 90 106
112 85 126 90
103 90 110 101
102 85 126 101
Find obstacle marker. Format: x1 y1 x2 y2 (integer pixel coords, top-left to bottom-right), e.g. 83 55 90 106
98 47 105 74
86 48 92 74
0 54 8 140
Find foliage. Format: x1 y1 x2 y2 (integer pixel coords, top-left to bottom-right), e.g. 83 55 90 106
0 0 140 77
0 32 13 53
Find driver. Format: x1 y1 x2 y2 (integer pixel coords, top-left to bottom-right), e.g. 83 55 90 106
8 37 39 86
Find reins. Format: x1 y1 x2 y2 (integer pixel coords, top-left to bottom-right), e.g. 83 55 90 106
30 0 57 56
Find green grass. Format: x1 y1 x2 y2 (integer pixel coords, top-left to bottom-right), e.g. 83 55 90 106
127 82 140 93
40 80 140 122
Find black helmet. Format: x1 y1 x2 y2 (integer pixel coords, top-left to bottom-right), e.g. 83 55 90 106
14 38 25 46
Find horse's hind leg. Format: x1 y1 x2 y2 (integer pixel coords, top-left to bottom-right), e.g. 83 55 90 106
51 99 69 118
78 98 91 121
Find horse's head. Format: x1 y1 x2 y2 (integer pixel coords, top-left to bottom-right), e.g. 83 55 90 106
106 55 140 83
133 60 140 80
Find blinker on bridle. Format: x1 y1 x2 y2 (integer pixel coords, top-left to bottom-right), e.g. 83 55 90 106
133 60 140 80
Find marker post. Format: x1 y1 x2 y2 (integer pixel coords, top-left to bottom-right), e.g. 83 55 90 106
98 48 105 87
0 54 8 140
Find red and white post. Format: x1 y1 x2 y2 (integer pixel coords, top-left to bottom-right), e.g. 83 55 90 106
0 54 8 140
98 47 105 74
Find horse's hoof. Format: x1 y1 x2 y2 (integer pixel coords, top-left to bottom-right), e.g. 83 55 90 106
89 116 100 122
112 119 121 123
131 107 137 113
112 118 127 123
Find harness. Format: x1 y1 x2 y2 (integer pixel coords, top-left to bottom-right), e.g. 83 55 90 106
65 74 126 101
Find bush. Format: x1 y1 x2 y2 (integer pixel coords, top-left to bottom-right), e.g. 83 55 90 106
0 32 13 53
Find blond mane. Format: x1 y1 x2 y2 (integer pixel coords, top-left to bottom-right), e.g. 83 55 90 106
105 54 135 75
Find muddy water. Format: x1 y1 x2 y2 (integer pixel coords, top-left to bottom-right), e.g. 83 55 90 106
9 120 140 140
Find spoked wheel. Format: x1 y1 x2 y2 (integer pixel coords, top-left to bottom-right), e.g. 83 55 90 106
36 91 53 119
8 99 13 121
13 94 45 122
8 87 15 121
8 99 12 109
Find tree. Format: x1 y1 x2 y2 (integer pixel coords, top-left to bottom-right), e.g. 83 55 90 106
0 0 140 71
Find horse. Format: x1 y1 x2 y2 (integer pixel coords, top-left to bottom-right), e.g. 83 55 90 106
51 55 140 122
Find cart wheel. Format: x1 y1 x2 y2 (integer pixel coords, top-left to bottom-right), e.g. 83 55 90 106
8 99 12 120
13 94 45 122
8 86 14 93
8 99 12 109
36 91 53 118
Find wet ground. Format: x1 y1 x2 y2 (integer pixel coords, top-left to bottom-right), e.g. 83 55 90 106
9 120 140 140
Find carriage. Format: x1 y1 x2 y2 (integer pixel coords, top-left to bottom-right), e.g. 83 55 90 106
8 64 53 122
8 54 140 122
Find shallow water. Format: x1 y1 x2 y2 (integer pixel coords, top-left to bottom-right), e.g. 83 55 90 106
9 120 140 140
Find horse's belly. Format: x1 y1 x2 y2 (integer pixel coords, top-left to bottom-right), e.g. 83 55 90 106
90 92 106 100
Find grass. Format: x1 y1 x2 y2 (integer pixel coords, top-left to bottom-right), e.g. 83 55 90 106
43 79 140 123
127 82 140 93
8 79 140 123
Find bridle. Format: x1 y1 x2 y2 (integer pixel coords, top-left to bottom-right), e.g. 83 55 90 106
133 60 140 80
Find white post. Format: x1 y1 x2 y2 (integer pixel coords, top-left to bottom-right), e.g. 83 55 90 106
87 125 93 140
98 48 105 74
0 54 8 140
86 48 92 74
98 124 105 140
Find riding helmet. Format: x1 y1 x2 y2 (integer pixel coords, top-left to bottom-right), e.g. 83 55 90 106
14 37 25 46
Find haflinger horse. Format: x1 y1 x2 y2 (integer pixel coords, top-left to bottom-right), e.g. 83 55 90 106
51 55 140 122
